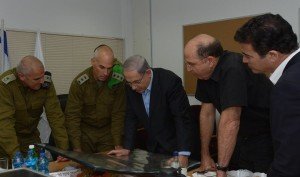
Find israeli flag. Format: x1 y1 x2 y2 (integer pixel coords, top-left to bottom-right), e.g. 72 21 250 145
0 30 10 73
35 31 52 144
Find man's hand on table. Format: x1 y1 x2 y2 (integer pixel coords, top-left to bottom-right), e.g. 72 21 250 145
55 148 83 162
56 156 69 162
107 148 130 156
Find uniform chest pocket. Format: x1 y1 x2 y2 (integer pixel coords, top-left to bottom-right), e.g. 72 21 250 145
95 93 114 120
84 104 96 112
98 89 115 105
15 101 26 110
31 97 45 109
83 96 96 114
83 89 114 120
30 99 44 119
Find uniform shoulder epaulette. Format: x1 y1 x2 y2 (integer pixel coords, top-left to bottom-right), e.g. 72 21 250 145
108 64 124 89
1 74 16 84
77 74 89 85
111 72 124 81
44 71 52 83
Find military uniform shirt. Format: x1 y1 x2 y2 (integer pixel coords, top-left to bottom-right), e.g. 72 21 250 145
65 66 126 151
0 68 69 158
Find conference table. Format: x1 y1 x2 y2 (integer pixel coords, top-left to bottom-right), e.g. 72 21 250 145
36 144 199 177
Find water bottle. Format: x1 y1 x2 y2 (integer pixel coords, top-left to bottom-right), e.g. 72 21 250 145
38 149 49 174
32 145 38 159
171 151 180 168
25 145 37 170
12 151 24 168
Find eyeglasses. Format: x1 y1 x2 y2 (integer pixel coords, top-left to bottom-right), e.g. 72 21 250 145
185 56 208 67
126 72 145 86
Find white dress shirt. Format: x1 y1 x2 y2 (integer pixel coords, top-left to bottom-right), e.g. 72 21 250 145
270 48 300 84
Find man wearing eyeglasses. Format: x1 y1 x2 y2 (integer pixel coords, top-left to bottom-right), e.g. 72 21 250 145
108 55 192 167
184 34 273 177
65 44 126 154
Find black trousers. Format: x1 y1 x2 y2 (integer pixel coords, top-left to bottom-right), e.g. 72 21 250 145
229 133 273 173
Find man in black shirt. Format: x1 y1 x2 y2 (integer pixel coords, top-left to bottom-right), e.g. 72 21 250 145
184 34 273 177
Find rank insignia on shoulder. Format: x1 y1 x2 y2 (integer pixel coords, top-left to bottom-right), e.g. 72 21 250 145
108 64 124 89
2 74 16 84
112 72 124 81
77 74 89 85
41 71 52 89
44 72 52 83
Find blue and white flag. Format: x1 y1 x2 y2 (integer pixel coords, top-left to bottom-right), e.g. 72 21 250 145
35 31 51 144
34 32 45 67
0 30 10 73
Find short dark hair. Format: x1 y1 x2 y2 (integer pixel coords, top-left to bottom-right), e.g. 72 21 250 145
197 38 223 59
234 13 298 56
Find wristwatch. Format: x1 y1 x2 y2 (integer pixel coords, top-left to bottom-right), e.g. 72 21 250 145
216 163 228 172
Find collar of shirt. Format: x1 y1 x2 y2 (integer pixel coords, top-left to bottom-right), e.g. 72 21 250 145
269 47 300 84
142 69 153 95
210 51 228 82
142 69 153 117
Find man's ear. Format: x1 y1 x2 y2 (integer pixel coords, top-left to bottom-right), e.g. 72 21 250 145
18 72 25 81
143 69 151 79
145 68 151 75
91 57 95 65
207 56 216 67
267 50 280 63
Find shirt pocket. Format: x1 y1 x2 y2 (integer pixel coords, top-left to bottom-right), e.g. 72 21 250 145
83 104 96 115
98 89 115 105
95 90 115 123
30 96 45 122
83 96 96 117
14 110 30 132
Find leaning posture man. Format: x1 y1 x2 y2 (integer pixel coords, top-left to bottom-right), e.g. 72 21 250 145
0 55 69 159
108 55 192 167
235 13 300 177
65 44 125 153
184 34 273 177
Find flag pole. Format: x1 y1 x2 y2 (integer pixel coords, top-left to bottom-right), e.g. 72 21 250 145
1 19 4 73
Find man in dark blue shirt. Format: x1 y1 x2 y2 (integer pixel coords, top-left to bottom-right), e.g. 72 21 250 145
235 13 300 177
108 55 192 167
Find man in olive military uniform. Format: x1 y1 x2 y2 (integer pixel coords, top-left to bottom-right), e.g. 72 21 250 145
0 55 69 159
65 44 125 153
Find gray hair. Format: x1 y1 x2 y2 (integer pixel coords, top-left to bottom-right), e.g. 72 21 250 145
123 55 150 74
16 55 44 75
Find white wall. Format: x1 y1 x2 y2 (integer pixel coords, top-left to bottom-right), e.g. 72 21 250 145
0 0 134 58
132 0 152 65
121 0 134 58
150 0 300 79
144 0 300 104
2 0 300 103
0 0 122 36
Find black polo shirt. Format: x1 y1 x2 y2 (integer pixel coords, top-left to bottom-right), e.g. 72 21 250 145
195 51 273 137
